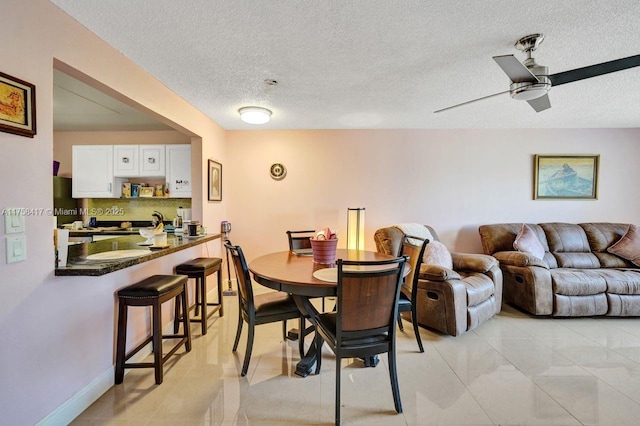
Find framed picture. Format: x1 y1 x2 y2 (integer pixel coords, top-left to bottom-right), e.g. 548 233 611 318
534 154 599 200
208 160 222 201
0 71 36 138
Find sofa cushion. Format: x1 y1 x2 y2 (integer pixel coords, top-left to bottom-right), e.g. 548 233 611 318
463 273 495 306
514 223 545 260
607 224 640 267
580 222 632 251
607 294 640 316
581 223 637 268
550 269 607 296
423 241 453 269
554 293 608 316
594 269 640 295
479 223 549 255
541 223 601 268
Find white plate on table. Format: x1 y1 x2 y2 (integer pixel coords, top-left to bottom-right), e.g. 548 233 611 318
313 266 392 283
312 266 363 282
312 268 338 282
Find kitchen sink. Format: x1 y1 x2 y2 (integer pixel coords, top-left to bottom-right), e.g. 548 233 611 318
85 249 150 260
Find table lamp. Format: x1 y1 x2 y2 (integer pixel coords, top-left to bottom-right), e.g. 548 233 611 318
347 207 365 250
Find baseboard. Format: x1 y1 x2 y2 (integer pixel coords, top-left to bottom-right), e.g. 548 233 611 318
36 321 177 425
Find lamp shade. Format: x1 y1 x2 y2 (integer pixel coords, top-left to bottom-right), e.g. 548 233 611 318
347 207 365 250
239 106 272 124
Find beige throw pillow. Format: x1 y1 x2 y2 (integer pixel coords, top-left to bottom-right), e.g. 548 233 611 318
607 224 640 266
513 223 545 260
423 241 453 270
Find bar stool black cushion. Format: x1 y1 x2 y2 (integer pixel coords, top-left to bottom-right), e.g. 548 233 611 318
115 274 191 385
118 275 187 298
175 257 224 335
175 257 222 273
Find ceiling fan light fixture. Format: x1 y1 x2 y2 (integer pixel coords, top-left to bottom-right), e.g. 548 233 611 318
510 78 551 101
239 106 272 124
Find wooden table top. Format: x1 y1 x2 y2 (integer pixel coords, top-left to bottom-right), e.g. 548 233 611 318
249 249 397 297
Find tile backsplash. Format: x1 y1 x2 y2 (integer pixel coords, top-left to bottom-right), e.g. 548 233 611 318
87 198 191 223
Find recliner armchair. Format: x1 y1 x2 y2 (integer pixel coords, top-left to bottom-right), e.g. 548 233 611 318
374 225 503 336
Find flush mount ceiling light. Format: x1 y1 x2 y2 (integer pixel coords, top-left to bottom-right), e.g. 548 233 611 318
238 106 272 124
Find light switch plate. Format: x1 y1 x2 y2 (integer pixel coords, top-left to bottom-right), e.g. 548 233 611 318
6 235 27 263
4 208 26 234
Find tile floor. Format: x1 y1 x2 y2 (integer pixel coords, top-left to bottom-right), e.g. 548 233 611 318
73 291 640 425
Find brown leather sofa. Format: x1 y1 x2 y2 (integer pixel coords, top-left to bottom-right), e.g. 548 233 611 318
479 222 640 317
374 225 502 336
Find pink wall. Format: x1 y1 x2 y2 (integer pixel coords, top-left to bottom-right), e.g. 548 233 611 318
0 1 227 423
226 129 640 259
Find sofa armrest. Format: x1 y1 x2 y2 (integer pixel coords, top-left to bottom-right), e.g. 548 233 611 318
492 251 549 269
419 264 461 281
451 252 498 273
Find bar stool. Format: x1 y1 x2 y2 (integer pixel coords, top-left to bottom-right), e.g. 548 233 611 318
174 257 223 335
115 274 191 385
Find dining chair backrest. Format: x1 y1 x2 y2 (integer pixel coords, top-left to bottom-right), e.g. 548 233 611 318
336 257 408 335
286 230 315 250
224 241 254 314
399 235 429 293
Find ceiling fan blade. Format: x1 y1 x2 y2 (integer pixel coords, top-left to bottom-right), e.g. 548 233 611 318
549 54 640 86
434 90 510 113
527 94 551 112
493 55 539 83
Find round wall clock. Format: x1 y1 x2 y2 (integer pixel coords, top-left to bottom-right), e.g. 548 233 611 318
270 163 287 180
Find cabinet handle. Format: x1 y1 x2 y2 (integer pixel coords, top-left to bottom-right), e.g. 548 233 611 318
108 183 112 192
122 157 129 163
147 157 155 163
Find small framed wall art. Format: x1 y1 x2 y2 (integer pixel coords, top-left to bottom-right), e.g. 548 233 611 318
0 71 36 138
533 154 599 200
208 160 222 201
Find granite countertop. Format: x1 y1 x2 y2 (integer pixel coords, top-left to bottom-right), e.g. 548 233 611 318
69 229 140 237
56 233 221 276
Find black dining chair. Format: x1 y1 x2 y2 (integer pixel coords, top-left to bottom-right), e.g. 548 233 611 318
396 235 428 353
224 241 305 377
311 256 408 425
286 230 315 255
286 230 329 312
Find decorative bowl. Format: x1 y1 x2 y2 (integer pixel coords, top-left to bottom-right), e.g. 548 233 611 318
139 227 163 245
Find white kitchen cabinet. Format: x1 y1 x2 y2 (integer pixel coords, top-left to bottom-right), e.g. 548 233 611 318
113 145 139 177
139 145 165 177
72 145 122 198
166 145 191 198
114 145 165 177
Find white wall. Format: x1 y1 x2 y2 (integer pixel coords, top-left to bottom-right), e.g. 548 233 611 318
0 1 227 424
227 129 640 258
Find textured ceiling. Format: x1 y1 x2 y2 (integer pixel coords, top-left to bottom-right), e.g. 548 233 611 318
52 0 640 130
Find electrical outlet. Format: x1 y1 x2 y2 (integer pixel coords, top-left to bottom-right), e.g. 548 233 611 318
6 235 27 263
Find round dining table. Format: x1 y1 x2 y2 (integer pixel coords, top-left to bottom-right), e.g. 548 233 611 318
249 249 398 377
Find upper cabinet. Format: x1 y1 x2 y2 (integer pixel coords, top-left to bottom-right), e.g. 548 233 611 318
113 145 139 177
139 145 165 177
114 145 165 177
166 145 191 198
72 145 122 198
72 144 189 198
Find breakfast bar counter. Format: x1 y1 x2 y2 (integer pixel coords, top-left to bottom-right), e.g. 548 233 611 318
55 233 221 276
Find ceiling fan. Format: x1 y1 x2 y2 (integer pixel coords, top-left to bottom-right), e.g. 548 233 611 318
435 34 640 113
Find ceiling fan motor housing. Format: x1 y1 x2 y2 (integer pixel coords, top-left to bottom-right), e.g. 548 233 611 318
510 61 551 101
